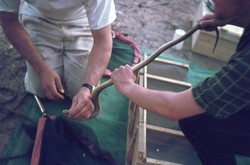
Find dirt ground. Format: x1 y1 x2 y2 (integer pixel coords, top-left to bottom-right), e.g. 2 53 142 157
0 0 226 157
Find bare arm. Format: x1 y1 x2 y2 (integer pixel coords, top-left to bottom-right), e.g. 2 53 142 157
68 24 113 120
111 65 205 121
0 12 48 74
84 24 113 86
0 11 64 100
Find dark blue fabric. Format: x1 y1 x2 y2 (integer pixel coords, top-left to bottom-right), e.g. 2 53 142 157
179 109 250 165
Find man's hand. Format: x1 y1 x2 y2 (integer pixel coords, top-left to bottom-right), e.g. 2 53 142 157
39 68 64 101
0 12 65 101
111 65 136 94
67 88 94 121
198 13 231 31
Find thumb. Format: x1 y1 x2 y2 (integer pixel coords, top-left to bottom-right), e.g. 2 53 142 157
55 77 64 94
198 13 216 22
198 21 217 31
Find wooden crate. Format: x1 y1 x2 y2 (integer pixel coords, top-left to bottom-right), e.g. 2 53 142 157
191 1 243 62
126 55 200 165
146 58 189 82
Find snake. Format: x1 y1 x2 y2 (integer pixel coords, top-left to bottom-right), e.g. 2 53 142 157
63 24 219 120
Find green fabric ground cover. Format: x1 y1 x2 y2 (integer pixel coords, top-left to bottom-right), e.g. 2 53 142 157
0 80 129 165
0 47 218 165
107 38 135 71
0 34 138 165
2 39 250 165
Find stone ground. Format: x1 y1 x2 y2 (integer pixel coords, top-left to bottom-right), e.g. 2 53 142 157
0 0 226 158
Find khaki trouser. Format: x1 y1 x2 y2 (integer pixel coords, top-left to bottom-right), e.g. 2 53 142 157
21 14 93 98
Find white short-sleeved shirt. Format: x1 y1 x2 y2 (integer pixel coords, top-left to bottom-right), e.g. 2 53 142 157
0 0 116 30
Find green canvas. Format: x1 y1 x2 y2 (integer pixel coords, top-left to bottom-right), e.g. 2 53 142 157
0 33 140 165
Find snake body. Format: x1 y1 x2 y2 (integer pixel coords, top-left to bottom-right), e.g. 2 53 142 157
63 24 219 119
88 24 200 118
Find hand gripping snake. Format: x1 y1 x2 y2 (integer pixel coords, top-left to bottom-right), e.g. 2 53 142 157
63 24 219 120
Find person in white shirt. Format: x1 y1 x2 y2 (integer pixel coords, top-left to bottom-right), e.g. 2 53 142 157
0 0 116 121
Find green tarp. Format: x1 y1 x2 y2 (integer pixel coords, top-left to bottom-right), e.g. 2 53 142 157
0 33 139 165
1 36 250 165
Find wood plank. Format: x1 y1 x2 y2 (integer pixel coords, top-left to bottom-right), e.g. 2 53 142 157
146 124 184 137
153 58 189 70
146 74 191 88
130 121 147 165
146 157 182 165
147 60 189 82
127 106 144 138
126 125 138 163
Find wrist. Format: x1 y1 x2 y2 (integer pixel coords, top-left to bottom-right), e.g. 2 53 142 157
36 64 51 76
120 81 136 96
81 83 95 93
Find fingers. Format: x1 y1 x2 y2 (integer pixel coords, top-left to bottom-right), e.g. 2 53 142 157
40 70 64 101
55 77 64 94
197 13 231 31
70 107 94 120
197 13 218 31
113 64 132 73
43 82 64 101
111 65 135 81
68 104 94 121
198 21 218 31
198 13 215 22
67 95 94 121
124 64 131 69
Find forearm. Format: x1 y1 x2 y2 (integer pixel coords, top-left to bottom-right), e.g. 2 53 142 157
83 26 112 86
121 82 176 117
1 14 49 75
83 43 112 86
68 26 113 120
120 82 204 120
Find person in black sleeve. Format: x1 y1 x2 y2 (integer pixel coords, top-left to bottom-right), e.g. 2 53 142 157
111 0 250 164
